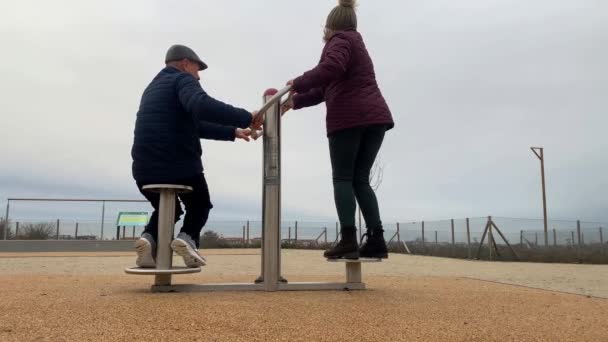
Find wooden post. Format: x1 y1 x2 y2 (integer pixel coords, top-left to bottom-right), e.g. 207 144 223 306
288 226 291 243
531 147 549 246
488 217 494 261
295 221 298 242
553 229 557 247
600 227 604 255
451 219 455 256
246 220 250 245
396 222 401 244
490 221 520 261
132 226 136 239
540 149 548 247
520 230 523 247
335 222 339 242
451 219 455 245
56 219 60 240
475 221 490 260
15 222 19 239
433 230 437 256
100 201 105 240
242 225 246 245
466 218 471 259
122 226 126 239
3 201 9 240
571 231 575 248
576 221 582 261
314 229 326 246
535 232 538 247
421 221 425 253
577 221 582 248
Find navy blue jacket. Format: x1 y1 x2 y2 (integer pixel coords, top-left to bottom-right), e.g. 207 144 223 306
132 67 252 183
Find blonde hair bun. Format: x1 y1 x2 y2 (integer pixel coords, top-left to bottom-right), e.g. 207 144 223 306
339 0 357 8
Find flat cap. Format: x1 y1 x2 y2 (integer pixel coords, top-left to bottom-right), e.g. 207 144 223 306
165 44 208 71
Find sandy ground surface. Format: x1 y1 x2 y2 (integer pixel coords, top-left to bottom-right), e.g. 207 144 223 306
0 249 606 341
1 249 606 298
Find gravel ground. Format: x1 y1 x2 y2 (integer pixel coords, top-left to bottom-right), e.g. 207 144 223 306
0 249 606 341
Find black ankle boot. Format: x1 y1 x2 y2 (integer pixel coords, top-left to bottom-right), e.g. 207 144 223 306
359 227 388 259
324 226 359 259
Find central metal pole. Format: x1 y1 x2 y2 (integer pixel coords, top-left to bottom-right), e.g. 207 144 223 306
260 88 283 291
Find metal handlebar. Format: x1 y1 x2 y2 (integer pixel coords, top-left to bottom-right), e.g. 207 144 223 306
257 85 292 117
251 85 292 140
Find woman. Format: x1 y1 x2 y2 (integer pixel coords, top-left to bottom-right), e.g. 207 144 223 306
284 0 394 259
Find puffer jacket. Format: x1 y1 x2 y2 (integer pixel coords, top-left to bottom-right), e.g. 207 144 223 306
131 66 251 183
292 30 394 136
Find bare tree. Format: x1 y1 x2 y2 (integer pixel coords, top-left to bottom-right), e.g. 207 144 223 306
200 230 222 248
19 222 55 240
0 218 13 240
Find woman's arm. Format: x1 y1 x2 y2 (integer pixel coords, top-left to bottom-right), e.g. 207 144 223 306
292 87 325 109
292 35 352 94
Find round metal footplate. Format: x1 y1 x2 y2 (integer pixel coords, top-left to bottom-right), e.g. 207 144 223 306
125 266 201 275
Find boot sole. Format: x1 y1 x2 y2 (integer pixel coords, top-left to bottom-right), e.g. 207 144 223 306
325 251 360 260
359 252 388 259
134 238 156 268
360 253 389 259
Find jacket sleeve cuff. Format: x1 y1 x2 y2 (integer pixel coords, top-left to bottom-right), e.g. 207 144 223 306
224 126 237 141
233 108 253 128
292 77 307 94
292 94 304 110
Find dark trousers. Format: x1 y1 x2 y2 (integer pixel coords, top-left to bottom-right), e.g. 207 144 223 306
137 173 213 248
329 124 386 230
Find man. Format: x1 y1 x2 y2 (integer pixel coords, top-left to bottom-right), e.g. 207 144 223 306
131 44 262 268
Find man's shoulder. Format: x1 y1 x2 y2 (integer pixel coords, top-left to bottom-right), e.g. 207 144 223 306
146 67 198 93
155 67 189 82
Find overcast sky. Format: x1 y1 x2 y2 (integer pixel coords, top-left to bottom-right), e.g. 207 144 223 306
0 0 606 223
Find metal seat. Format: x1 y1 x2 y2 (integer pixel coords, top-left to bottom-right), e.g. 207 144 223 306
125 184 200 284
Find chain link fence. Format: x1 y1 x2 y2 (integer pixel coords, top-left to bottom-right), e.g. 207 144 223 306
2 199 606 263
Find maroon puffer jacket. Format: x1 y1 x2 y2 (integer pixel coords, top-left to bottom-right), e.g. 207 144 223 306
292 30 394 136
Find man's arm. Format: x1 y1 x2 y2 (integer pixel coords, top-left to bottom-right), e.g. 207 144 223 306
177 74 252 128
198 120 237 141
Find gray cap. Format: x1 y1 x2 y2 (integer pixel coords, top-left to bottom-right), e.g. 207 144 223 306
165 44 208 71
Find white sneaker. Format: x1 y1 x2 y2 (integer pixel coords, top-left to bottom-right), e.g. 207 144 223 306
171 233 207 267
134 233 156 268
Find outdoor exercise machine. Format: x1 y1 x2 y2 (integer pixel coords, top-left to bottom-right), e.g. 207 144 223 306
125 87 381 292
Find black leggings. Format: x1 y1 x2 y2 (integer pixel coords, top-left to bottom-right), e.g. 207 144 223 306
329 124 386 230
